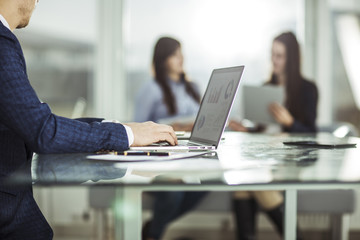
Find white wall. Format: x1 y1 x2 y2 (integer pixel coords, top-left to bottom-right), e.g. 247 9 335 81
26 0 97 43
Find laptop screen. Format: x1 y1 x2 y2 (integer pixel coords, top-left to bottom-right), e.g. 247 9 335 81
190 66 244 147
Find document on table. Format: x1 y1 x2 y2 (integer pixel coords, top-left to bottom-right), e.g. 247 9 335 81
86 151 213 162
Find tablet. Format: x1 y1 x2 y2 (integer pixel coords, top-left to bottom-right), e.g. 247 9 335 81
242 85 284 124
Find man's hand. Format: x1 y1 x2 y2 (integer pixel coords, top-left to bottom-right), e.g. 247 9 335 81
268 103 294 127
123 121 178 147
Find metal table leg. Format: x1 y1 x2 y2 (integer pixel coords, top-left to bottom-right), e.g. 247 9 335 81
114 187 142 240
284 189 297 240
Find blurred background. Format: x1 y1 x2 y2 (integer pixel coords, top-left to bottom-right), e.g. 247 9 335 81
18 0 360 129
15 0 360 239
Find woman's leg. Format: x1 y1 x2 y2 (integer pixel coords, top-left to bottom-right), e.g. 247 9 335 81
172 191 208 220
253 191 284 237
145 191 185 240
232 191 257 240
144 191 207 240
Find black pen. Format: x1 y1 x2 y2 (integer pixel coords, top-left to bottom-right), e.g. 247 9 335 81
116 151 170 156
148 152 170 156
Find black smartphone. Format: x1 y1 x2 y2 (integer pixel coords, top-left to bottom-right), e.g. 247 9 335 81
283 141 357 148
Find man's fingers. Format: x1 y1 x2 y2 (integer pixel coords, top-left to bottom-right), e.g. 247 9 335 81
156 124 177 144
157 132 177 146
125 121 178 146
168 129 177 145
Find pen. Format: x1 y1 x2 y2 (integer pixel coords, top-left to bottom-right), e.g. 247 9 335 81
116 151 170 156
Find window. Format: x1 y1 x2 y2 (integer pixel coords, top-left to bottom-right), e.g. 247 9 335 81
16 0 97 118
124 0 303 120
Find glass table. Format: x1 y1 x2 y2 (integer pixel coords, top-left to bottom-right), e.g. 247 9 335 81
8 132 360 239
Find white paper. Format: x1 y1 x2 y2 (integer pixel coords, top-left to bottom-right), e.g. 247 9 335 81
86 151 212 162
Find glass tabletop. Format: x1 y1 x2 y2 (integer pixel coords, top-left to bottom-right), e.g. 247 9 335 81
8 132 360 187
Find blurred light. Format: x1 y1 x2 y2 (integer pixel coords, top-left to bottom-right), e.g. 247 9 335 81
189 0 270 58
333 125 350 138
223 168 273 185
112 198 137 220
335 15 360 109
339 149 360 181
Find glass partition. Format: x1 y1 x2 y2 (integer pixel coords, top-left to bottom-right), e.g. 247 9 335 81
15 0 97 118
123 0 304 120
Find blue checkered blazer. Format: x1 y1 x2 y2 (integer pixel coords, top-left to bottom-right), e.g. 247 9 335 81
0 21 129 239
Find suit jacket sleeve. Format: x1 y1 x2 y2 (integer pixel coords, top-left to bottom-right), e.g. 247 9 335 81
0 26 129 153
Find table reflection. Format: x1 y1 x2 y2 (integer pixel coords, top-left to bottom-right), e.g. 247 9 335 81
34 153 128 184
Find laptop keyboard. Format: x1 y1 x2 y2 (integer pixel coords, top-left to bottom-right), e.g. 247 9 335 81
152 140 198 147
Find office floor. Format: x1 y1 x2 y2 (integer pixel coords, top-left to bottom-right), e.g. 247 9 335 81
51 210 360 240
164 230 360 240
52 229 360 240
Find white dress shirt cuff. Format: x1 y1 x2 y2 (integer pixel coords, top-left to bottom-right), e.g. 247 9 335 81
123 125 134 147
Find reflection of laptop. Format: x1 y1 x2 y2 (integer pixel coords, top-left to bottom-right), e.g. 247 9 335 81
175 131 192 140
243 85 284 124
130 66 245 151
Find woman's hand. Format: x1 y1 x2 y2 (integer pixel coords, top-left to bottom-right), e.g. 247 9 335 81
228 120 248 132
268 103 294 127
171 122 194 131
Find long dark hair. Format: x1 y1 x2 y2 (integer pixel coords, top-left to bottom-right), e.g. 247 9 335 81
268 32 304 122
152 37 200 115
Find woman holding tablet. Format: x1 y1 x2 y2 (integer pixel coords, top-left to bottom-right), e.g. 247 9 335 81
231 32 317 240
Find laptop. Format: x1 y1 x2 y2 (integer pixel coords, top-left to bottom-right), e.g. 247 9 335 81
130 65 245 151
242 85 284 124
